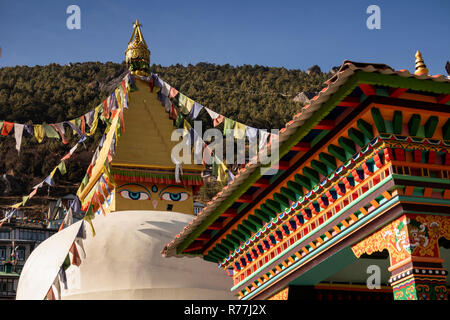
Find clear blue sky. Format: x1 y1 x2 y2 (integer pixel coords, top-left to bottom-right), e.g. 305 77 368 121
0 0 449 75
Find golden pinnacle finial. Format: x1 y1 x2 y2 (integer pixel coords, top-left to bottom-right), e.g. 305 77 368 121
414 50 429 76
125 19 150 76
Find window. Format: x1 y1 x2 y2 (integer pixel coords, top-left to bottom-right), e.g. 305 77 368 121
0 230 9 240
0 247 6 260
0 279 16 296
17 247 26 261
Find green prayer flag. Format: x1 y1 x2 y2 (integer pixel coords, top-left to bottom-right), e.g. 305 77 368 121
58 161 67 175
178 93 187 110
175 113 185 128
212 156 219 176
43 123 60 140
223 118 235 136
83 205 96 237
81 173 89 187
22 196 29 205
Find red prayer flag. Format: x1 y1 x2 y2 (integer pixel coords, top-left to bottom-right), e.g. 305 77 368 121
1 121 14 136
213 115 225 127
119 109 125 134
80 116 86 134
50 124 68 144
46 287 56 300
169 87 179 99
69 242 82 266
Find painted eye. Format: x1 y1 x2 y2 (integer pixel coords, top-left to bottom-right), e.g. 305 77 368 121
120 190 150 200
161 192 189 202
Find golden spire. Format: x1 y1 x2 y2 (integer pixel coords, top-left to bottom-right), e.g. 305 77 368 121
414 50 428 76
125 19 150 76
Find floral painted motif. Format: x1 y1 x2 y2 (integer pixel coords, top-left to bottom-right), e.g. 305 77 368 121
352 214 450 266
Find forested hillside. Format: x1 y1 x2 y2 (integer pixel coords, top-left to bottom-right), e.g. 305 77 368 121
0 61 329 213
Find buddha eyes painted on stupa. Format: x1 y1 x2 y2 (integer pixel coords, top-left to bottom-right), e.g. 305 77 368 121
117 183 189 202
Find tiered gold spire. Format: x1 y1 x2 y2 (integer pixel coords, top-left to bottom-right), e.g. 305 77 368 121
125 19 150 76
414 50 429 76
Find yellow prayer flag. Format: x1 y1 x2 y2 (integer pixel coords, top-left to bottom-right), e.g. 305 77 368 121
83 214 96 237
234 122 247 139
11 203 22 209
34 125 45 143
115 88 122 109
183 119 191 136
217 162 228 183
87 108 99 136
185 98 194 113
50 167 58 177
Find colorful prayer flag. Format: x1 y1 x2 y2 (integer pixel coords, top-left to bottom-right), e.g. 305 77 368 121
13 123 24 152
190 102 204 119
1 121 13 136
34 125 45 143
223 118 235 135
234 122 247 139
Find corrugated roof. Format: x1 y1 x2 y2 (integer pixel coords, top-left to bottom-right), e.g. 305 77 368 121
161 60 450 258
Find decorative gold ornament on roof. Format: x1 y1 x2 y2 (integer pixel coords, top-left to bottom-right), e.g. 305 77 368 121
414 50 428 76
125 19 150 76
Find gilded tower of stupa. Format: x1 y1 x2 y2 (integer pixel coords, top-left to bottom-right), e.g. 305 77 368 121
125 19 151 76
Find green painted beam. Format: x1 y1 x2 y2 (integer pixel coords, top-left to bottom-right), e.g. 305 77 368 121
338 137 356 155
238 224 252 238
371 107 387 133
227 234 241 246
232 229 247 242
294 174 312 190
260 204 277 218
356 119 374 140
424 115 438 138
247 215 263 228
273 193 290 208
287 181 304 196
207 250 223 261
408 114 421 136
221 239 236 252
280 187 298 202
392 110 403 134
347 128 365 147
254 209 271 222
303 167 319 184
213 245 229 258
242 219 258 233
266 199 283 212
328 144 347 162
310 129 330 148
443 119 450 140
204 254 219 263
318 153 337 171
310 160 328 176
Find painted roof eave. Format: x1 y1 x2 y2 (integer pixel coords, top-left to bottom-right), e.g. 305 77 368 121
162 62 450 258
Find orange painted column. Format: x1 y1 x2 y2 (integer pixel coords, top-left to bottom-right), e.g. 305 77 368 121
352 214 449 300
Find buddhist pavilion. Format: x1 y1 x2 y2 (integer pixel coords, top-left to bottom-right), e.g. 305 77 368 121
163 52 450 301
15 20 234 300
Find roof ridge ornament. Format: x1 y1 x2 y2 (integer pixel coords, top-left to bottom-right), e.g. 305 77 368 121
414 50 429 76
125 19 150 77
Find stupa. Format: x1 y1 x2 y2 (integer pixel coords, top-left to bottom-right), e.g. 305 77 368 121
15 20 234 300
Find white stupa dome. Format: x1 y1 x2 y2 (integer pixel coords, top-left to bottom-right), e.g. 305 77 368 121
16 211 235 300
